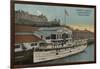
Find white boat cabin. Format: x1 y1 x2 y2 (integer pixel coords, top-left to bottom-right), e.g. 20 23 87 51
34 27 72 45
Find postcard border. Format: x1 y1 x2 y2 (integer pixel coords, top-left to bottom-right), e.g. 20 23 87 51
10 0 96 68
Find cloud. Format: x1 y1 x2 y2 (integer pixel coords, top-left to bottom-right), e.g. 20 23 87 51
69 24 94 32
31 8 42 15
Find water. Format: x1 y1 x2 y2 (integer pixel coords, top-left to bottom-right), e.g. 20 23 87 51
34 43 95 65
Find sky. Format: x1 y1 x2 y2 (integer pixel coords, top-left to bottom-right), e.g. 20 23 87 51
15 4 95 32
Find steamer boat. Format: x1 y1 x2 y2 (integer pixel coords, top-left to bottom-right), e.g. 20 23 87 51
14 27 87 63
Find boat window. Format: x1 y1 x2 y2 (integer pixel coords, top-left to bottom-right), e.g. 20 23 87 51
21 44 27 50
58 41 61 43
39 43 47 46
41 35 43 39
15 45 20 48
66 40 68 42
46 36 50 39
34 43 37 45
31 43 37 46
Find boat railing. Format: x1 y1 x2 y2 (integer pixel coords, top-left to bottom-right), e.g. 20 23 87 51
73 39 87 46
34 39 87 51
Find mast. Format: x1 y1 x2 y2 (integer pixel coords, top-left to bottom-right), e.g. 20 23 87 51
64 9 69 26
64 9 66 26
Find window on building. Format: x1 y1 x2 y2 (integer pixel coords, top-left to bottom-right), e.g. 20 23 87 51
51 34 56 39
62 33 68 39
70 34 72 38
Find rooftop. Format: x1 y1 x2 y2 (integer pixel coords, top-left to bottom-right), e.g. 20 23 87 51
15 35 41 43
15 24 39 32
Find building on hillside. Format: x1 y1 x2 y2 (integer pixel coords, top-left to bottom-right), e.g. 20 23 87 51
15 10 48 23
72 29 94 40
15 10 60 26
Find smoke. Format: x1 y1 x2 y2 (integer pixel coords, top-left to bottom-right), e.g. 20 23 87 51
36 10 42 15
32 8 42 15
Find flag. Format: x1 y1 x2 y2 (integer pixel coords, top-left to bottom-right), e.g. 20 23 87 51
65 10 69 16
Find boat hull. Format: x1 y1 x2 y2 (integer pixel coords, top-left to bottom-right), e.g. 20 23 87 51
14 49 33 63
33 44 87 63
